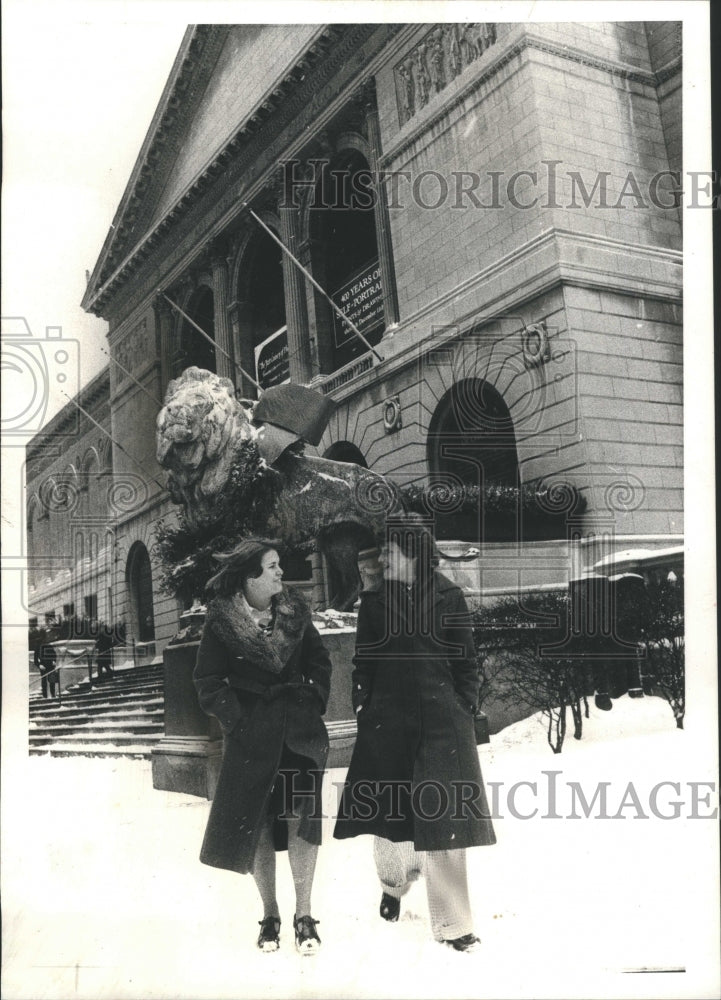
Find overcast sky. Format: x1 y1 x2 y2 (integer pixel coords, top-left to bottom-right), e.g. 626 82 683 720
2 4 187 423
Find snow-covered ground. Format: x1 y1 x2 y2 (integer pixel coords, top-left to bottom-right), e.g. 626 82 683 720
2 695 719 1000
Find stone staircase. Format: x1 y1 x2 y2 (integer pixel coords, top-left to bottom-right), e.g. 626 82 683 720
29 663 165 759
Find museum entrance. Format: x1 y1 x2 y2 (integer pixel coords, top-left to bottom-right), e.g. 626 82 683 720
309 149 383 374
427 378 520 541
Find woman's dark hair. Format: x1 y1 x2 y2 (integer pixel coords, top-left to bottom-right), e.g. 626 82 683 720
386 514 439 580
206 537 282 597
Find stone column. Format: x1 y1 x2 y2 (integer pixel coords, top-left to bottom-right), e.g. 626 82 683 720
228 299 259 399
363 78 400 331
210 244 235 384
153 294 173 400
299 237 329 378
278 192 313 384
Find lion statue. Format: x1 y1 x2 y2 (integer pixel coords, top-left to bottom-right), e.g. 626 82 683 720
156 367 396 608
156 367 256 525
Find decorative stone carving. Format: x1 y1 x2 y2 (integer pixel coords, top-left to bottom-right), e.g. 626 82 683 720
115 318 149 375
414 43 431 107
397 58 415 123
395 23 498 126
429 30 446 93
459 22 479 64
448 25 462 79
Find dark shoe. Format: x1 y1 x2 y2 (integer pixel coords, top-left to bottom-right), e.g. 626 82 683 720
444 933 480 953
257 916 281 952
293 914 321 955
595 693 613 711
380 892 400 922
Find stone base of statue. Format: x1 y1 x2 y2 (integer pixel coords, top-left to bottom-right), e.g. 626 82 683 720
152 611 359 798
151 627 223 799
315 624 357 769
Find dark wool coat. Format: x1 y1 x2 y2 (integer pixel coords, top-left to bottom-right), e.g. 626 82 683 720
194 587 331 874
334 573 496 852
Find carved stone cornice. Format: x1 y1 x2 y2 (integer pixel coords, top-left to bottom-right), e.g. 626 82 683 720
86 23 404 319
83 26 227 307
26 368 111 464
526 33 659 85
655 54 682 86
115 318 150 376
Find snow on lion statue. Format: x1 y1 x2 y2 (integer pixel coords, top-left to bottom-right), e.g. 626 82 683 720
156 367 397 609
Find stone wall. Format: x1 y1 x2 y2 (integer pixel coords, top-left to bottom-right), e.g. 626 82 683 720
26 371 114 625
568 286 683 536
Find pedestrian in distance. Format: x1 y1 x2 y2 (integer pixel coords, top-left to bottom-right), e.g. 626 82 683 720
34 642 58 699
194 537 332 955
94 624 115 681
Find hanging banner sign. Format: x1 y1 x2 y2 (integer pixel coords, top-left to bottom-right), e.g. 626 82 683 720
254 325 290 390
332 259 383 349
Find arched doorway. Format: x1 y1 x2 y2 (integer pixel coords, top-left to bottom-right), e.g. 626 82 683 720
126 542 156 642
309 150 383 373
427 379 520 541
243 229 288 393
175 285 215 376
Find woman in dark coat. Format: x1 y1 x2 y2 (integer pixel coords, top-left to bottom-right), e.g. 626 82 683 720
334 517 495 951
193 538 331 955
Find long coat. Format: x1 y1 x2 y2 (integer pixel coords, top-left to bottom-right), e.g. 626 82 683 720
334 573 496 852
193 587 331 874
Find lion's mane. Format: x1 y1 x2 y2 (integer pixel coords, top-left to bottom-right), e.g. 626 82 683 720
156 367 255 525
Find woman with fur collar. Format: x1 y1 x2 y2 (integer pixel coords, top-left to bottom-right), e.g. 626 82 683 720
193 537 332 956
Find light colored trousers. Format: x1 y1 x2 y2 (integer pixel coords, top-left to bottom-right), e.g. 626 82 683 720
373 837 473 941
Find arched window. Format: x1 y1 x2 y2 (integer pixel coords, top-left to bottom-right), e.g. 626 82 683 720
427 379 520 541
125 542 156 642
79 451 98 519
323 441 368 467
175 286 215 376
242 229 288 394
309 150 383 374
26 495 42 588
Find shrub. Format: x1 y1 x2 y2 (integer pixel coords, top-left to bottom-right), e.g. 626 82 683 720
472 591 593 753
617 573 685 728
470 574 685 750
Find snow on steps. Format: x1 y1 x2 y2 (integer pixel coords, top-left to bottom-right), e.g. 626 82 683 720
29 663 165 760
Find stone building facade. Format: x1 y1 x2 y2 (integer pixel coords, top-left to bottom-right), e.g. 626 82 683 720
28 20 683 654
26 369 114 629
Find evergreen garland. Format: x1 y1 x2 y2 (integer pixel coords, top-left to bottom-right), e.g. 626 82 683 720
399 481 586 518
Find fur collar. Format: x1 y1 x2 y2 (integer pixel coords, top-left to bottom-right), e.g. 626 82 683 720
206 587 311 675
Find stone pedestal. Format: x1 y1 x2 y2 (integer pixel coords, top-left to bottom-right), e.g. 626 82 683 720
151 624 359 798
318 627 357 769
151 639 223 799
